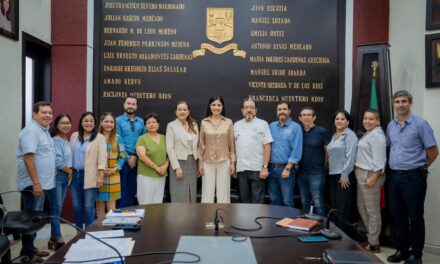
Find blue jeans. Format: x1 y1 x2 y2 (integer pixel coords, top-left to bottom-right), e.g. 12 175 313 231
297 171 326 216
268 166 296 207
70 170 97 229
21 186 50 257
389 168 427 257
116 163 138 208
50 171 69 239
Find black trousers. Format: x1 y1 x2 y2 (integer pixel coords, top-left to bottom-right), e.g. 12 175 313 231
238 170 265 203
389 168 427 257
326 172 360 239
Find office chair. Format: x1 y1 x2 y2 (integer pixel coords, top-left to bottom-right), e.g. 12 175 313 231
0 192 48 264
0 234 10 259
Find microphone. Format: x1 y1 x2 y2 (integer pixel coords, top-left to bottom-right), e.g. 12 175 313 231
319 209 342 240
32 215 125 263
214 209 220 232
303 206 325 222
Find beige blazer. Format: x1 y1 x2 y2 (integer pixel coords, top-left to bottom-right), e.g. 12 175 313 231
70 132 107 189
166 120 199 170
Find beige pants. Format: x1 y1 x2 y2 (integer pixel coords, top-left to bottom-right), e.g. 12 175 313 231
202 160 230 203
137 174 166 205
355 169 385 245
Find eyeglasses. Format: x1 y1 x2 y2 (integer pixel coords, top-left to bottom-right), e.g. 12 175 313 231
130 120 135 132
59 122 72 125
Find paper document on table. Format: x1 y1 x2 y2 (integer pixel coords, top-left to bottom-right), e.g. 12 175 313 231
85 230 125 239
106 209 145 217
173 236 257 264
64 237 134 264
275 217 294 228
102 216 142 226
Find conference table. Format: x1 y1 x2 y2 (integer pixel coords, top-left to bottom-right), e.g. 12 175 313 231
47 203 382 263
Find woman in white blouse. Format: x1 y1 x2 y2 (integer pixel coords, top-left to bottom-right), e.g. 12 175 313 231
166 101 199 202
354 109 386 253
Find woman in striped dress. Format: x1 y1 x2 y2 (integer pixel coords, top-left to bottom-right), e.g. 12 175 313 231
96 112 127 218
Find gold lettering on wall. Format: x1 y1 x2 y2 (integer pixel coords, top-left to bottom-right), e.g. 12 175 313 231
100 1 335 108
266 5 288 12
142 16 164 22
103 27 129 34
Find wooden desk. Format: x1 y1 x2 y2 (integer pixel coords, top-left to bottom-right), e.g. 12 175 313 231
48 203 382 263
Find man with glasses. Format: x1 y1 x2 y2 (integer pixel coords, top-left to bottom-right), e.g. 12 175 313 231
297 106 330 216
234 98 272 203
116 96 145 207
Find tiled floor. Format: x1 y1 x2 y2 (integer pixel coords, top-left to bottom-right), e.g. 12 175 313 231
6 224 439 263
7 224 76 262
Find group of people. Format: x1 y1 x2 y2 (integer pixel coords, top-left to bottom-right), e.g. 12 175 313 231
16 90 437 264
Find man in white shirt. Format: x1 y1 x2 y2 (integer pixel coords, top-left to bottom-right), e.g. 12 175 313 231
234 98 273 203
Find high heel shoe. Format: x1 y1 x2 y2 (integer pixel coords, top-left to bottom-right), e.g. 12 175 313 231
48 237 65 251
47 237 57 250
53 241 65 251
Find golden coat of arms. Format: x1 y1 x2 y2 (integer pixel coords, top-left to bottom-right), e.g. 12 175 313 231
192 7 246 59
206 8 233 44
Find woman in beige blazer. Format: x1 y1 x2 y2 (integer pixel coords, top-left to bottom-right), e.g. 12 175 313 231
166 101 199 202
70 112 107 228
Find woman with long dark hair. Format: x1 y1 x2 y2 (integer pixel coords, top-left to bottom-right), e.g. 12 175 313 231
166 101 199 202
198 95 236 203
0 0 12 31
327 110 358 226
48 113 72 250
70 112 107 228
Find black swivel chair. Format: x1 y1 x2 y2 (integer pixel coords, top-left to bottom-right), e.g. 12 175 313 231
0 192 48 264
0 234 10 260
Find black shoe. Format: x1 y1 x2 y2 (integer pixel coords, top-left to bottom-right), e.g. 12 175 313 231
20 253 44 263
404 254 422 264
387 250 409 263
33 248 50 257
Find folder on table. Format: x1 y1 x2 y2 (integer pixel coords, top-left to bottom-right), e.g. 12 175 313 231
287 218 319 231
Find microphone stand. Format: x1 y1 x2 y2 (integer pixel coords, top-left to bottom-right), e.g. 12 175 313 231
214 210 220 232
320 209 342 240
33 215 125 264
303 206 325 222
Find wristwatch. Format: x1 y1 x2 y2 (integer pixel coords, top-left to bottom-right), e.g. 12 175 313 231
262 165 268 169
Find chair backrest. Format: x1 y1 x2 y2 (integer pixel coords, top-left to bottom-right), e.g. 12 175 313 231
0 195 4 220
0 234 10 258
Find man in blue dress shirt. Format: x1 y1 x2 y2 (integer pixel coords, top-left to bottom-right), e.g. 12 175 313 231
116 96 145 207
268 101 302 207
386 90 438 264
16 101 55 262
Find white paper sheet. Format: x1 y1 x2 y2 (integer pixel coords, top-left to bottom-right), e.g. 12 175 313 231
85 230 125 239
64 237 134 264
